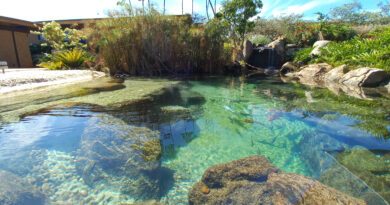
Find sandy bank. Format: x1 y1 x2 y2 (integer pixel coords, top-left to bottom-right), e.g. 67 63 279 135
0 68 106 95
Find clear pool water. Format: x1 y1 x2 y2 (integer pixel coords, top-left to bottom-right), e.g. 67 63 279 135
0 77 389 205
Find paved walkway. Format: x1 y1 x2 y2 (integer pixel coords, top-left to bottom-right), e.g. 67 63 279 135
0 68 106 95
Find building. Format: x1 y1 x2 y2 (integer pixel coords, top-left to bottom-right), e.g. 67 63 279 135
0 16 34 68
0 16 104 68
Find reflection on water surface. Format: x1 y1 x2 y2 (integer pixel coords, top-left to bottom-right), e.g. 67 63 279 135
0 77 389 205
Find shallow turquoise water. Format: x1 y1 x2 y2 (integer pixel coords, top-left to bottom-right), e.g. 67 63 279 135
0 77 389 204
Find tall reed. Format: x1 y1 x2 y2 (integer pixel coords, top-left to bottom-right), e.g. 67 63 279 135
89 10 230 76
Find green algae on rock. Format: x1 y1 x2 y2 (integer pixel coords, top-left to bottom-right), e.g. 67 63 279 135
335 149 390 202
132 139 163 162
0 78 179 123
189 156 366 205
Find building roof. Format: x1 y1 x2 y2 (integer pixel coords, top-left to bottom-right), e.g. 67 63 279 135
0 16 34 28
34 17 107 25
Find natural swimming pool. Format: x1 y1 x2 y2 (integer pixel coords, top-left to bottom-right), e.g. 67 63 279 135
0 77 389 205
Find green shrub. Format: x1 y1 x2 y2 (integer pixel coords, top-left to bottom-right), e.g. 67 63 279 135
293 47 313 64
321 23 357 41
38 49 91 70
33 21 87 51
313 26 390 72
249 34 271 45
53 49 91 69
38 61 63 70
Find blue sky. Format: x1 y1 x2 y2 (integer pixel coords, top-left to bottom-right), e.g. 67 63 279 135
0 0 384 22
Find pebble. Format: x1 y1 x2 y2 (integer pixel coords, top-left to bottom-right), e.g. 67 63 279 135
79 189 88 197
200 184 210 194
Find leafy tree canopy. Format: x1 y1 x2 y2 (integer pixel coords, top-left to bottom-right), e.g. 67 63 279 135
219 0 263 44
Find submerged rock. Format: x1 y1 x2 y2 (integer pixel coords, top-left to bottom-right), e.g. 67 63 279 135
188 156 366 205
332 149 390 203
160 105 192 122
76 114 170 200
0 170 46 205
340 68 390 87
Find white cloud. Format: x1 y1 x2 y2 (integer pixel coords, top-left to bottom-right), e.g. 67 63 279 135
267 0 338 17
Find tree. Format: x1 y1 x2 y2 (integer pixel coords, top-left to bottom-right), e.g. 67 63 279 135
164 0 166 14
219 0 263 46
33 21 86 51
379 1 390 16
328 0 390 25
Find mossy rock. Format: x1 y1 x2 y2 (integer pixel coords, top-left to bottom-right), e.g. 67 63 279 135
132 139 162 162
336 148 390 202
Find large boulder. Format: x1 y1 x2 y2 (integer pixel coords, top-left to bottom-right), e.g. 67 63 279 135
340 68 390 87
0 170 46 205
297 63 333 86
243 40 254 61
311 40 331 56
267 37 286 66
324 65 349 84
267 37 286 56
188 156 366 205
280 62 299 76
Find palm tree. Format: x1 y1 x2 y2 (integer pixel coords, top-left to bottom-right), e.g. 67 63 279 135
164 0 166 14
208 0 215 15
192 0 194 16
206 0 209 19
140 0 145 12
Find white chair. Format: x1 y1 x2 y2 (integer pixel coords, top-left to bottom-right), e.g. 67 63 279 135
0 61 8 74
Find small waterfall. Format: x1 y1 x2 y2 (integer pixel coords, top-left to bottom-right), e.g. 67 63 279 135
267 48 276 69
247 47 278 70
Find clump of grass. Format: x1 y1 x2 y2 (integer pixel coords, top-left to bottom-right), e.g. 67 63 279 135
90 10 230 76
